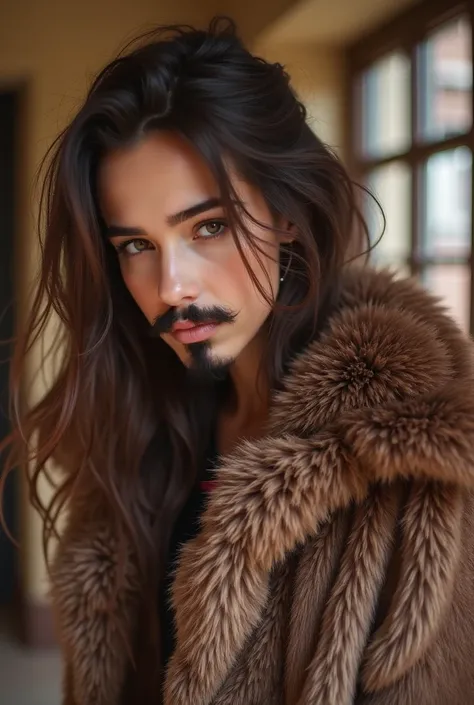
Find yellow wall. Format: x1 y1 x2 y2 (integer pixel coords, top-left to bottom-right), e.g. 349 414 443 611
0 0 345 607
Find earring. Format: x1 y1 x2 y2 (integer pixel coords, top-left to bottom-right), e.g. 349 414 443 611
280 251 293 282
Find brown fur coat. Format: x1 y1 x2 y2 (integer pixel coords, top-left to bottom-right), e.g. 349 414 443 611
51 267 474 705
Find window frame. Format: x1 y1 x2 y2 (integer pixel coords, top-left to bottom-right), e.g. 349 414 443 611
345 0 474 333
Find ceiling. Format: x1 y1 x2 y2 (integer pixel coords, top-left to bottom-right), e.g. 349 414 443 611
257 0 420 46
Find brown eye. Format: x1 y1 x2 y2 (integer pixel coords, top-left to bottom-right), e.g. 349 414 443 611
196 220 228 239
205 222 222 235
132 239 150 251
116 238 153 256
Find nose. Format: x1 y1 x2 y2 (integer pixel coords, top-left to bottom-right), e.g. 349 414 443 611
158 245 200 308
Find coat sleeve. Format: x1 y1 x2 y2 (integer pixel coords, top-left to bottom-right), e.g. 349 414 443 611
50 494 142 705
356 492 474 705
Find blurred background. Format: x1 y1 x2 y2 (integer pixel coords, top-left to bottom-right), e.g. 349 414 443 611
0 0 472 703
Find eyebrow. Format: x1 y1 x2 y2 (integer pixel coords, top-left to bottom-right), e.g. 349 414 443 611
105 197 223 238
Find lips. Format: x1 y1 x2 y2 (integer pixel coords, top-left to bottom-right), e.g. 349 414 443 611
169 320 220 344
171 321 203 332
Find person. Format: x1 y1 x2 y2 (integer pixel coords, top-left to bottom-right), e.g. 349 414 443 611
2 16 474 705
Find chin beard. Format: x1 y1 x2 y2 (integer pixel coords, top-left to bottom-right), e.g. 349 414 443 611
185 341 233 381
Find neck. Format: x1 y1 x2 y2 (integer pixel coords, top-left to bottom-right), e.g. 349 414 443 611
232 346 268 416
218 334 270 454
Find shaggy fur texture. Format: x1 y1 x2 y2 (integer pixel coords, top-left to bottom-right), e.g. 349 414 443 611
51 267 474 705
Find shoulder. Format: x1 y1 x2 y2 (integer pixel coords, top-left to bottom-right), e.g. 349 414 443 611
271 266 474 435
336 265 473 377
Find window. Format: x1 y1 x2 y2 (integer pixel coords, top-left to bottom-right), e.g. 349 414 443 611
347 1 474 332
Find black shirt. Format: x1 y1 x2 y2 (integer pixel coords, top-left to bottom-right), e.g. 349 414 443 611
158 436 218 669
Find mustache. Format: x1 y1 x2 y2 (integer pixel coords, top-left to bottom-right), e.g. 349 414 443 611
149 304 237 337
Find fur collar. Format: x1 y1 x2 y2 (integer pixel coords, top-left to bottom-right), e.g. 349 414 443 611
164 267 474 704
51 267 474 705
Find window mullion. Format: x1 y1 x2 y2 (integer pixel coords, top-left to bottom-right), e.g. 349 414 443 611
410 42 421 278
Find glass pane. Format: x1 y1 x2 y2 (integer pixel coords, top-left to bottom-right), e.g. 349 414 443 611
367 162 411 269
422 147 472 258
419 15 472 141
361 52 411 158
422 265 470 331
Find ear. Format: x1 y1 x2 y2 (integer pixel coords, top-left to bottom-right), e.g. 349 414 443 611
278 219 296 244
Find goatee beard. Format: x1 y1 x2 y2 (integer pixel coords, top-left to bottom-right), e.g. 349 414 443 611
185 341 233 382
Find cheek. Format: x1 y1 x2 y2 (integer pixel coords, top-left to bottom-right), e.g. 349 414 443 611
120 265 159 323
242 246 279 302
223 246 279 316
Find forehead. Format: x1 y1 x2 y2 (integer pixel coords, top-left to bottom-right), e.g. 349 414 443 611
97 131 271 227
97 131 220 222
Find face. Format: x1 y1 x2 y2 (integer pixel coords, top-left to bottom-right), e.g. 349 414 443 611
98 131 290 372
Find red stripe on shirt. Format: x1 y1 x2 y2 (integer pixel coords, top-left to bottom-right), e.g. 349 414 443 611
200 480 218 492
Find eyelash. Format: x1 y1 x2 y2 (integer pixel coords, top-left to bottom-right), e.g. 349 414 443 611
114 219 229 257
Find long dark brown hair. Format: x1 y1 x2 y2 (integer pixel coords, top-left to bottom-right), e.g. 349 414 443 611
0 16 376 657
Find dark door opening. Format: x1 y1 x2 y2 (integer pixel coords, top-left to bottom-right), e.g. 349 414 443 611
0 90 18 609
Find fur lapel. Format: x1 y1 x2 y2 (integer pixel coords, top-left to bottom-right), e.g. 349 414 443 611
51 267 474 705
164 268 474 705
